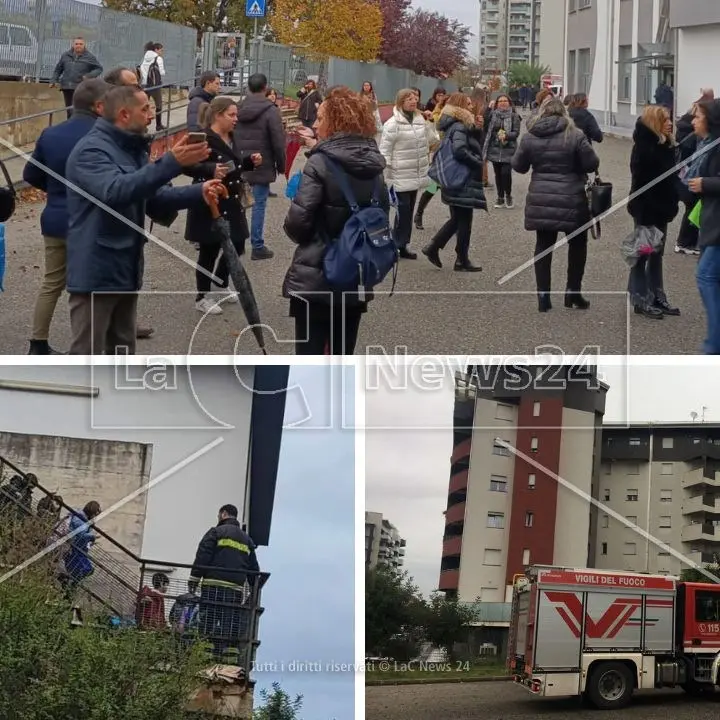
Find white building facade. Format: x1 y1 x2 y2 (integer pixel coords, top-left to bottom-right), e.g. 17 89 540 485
564 0 673 129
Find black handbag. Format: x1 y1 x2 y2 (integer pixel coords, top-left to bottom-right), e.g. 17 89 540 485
0 157 17 222
586 174 613 239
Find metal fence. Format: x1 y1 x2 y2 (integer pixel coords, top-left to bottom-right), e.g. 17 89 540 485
0 0 196 86
199 31 455 101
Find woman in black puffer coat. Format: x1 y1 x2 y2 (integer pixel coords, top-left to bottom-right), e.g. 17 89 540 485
422 92 486 272
626 104 680 319
283 87 389 355
512 97 600 312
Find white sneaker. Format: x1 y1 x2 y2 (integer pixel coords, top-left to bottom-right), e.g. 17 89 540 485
218 292 239 304
196 297 223 315
494 199 505 209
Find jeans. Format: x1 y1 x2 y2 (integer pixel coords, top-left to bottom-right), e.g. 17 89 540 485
492 161 512 199
628 222 667 305
250 183 270 249
697 245 720 354
534 229 588 293
427 206 474 263
394 190 418 248
32 235 66 340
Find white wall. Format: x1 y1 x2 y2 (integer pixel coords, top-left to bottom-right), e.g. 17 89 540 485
676 25 720 116
0 365 254 567
539 0 567 75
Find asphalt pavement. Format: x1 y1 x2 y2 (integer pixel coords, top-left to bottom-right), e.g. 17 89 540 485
365 681 719 720
0 131 707 355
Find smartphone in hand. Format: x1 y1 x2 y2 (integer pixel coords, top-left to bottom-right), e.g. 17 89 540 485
187 132 207 144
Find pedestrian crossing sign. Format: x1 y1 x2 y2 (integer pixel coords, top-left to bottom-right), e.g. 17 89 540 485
245 0 265 17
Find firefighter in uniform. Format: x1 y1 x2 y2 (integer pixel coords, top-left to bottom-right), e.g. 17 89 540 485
189 504 260 663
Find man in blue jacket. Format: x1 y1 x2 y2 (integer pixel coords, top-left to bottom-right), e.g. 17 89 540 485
64 84 221 354
23 78 109 355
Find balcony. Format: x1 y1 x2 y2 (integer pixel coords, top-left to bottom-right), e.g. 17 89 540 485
438 569 460 591
687 550 718 567
443 536 463 557
0 455 267 680
683 493 720 515
683 465 720 490
451 437 472 464
462 601 512 624
681 522 718 543
449 469 469 495
445 502 466 525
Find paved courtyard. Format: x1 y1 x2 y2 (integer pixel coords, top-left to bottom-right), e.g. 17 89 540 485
0 131 707 355
366 682 719 720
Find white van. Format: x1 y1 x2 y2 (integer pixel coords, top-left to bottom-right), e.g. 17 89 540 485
0 23 38 78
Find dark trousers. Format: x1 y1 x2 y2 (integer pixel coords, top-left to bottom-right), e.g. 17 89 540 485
676 198 699 250
628 222 667 304
68 292 138 355
199 585 247 661
428 206 474 263
196 236 245 300
394 190 418 248
534 229 588 293
62 89 74 119
146 88 163 129
492 161 513 199
293 302 363 355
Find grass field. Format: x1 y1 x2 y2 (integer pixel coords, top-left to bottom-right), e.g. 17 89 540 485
365 659 509 684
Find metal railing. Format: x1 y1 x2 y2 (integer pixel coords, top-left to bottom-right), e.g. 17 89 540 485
0 454 268 678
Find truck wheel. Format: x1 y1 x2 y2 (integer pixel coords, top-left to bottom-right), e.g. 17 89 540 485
586 662 634 710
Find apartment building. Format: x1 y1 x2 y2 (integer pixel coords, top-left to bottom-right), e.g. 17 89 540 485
439 367 608 604
365 511 406 570
596 423 720 576
565 0 673 129
669 0 720 115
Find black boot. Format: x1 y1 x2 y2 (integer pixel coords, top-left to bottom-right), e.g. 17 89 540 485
634 301 664 319
28 339 63 355
564 289 590 310
422 244 442 268
414 191 433 229
538 293 552 313
653 297 680 316
399 247 417 260
155 113 165 131
454 259 482 273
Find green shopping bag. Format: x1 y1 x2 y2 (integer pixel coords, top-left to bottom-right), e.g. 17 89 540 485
427 180 439 195
689 200 702 229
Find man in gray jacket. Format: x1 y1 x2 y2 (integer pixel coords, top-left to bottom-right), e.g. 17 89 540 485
51 37 103 118
234 73 286 260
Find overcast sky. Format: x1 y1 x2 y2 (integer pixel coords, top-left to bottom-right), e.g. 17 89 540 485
365 363 720 597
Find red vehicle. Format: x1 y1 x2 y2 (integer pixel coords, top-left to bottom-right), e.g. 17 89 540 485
508 565 720 709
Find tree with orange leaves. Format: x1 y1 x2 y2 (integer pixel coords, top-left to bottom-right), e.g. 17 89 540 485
271 0 382 62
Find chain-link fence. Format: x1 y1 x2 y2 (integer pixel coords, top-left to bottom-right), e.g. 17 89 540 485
0 0 196 86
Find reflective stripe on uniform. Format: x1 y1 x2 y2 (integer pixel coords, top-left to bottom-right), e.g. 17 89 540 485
216 538 250 554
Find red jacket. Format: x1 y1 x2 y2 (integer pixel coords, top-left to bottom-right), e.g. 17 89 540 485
136 586 166 629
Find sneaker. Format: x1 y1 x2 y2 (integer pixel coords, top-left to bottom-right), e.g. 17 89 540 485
251 246 274 260
505 196 514 209
196 298 223 315
217 292 239 304
675 244 700 255
494 198 505 209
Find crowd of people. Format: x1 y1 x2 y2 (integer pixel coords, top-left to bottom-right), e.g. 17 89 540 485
16 44 720 353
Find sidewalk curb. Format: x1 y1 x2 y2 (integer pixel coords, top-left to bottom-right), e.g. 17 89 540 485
365 675 512 686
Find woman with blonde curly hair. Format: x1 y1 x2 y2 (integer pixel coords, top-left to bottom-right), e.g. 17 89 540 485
283 86 390 355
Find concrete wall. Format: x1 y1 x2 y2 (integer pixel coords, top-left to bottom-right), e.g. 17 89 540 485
0 365 255 568
0 81 67 147
539 0 567 75
0 430 150 561
669 0 720 28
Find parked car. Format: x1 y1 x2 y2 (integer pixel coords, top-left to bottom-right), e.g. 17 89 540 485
0 23 38 78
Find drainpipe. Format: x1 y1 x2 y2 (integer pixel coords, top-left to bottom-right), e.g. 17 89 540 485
605 0 615 128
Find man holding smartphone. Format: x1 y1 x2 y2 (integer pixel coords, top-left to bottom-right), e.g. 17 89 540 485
64 84 224 354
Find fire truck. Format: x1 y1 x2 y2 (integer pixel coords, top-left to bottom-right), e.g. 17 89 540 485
507 565 720 709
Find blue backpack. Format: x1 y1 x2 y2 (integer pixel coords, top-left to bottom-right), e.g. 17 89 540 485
429 127 471 190
322 157 398 296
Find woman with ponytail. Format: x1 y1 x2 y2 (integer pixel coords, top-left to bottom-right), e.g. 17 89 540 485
184 96 262 315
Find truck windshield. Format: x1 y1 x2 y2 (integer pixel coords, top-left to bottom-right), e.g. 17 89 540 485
696 590 720 622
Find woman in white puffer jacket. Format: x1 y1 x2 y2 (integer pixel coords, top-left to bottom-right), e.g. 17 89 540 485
380 88 439 259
